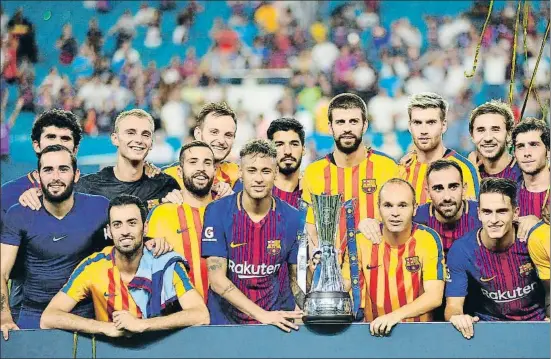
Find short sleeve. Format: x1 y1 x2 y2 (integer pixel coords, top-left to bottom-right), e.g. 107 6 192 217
528 231 550 280
61 257 92 303
444 243 469 298
145 205 166 239
421 232 446 281
201 202 228 258
173 262 194 298
1 207 24 247
300 173 315 224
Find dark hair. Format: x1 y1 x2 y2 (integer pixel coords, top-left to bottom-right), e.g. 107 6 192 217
512 117 550 151
108 194 148 224
378 178 416 206
479 177 518 207
469 99 515 135
31 109 83 148
328 93 368 124
196 102 237 128
37 144 77 172
267 117 305 145
178 140 214 163
239 139 277 159
426 159 464 184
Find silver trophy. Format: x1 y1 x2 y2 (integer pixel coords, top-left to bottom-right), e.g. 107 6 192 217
302 194 354 324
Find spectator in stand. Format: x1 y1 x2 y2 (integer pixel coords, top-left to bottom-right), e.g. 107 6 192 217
71 44 95 81
56 24 78 65
310 22 339 74
254 1 279 34
1 34 18 84
112 40 140 72
367 88 395 134
144 9 162 49
0 6 8 39
86 18 103 56
0 98 23 162
107 9 136 50
161 87 188 138
7 8 37 64
134 2 156 27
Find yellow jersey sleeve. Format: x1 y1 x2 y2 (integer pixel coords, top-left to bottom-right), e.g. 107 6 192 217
301 166 315 225
163 165 184 190
61 256 94 302
173 262 195 298
418 227 446 281
527 223 550 280
218 162 241 187
146 204 170 239
450 155 480 200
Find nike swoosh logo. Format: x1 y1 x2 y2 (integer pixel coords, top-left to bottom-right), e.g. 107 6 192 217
53 235 67 242
480 276 496 282
230 242 247 248
103 292 117 297
176 229 188 234
366 264 381 270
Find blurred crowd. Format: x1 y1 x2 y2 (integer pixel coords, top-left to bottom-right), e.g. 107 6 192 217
1 0 550 164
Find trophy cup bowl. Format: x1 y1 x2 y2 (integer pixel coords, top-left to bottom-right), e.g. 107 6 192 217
302 194 354 324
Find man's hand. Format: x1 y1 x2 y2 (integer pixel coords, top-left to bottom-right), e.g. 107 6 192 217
358 218 383 244
112 310 145 333
257 310 303 333
144 162 162 178
369 313 401 336
517 215 540 242
399 150 416 167
144 237 173 257
19 187 42 211
162 189 185 205
212 182 234 199
449 314 479 339
1 321 19 341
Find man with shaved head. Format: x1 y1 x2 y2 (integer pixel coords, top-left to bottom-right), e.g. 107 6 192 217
342 178 446 336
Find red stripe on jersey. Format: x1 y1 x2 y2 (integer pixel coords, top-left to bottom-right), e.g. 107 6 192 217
369 244 379 321
191 207 208 301
365 159 374 219
337 167 347 253
383 244 393 314
177 207 194 284
107 268 116 321
120 277 129 311
396 244 407 307
408 239 420 321
324 163 331 195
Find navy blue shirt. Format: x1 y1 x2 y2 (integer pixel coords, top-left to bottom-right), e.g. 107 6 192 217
1 192 110 309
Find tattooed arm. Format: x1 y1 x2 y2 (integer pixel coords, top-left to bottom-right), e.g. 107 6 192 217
288 264 306 310
206 256 265 320
1 244 20 340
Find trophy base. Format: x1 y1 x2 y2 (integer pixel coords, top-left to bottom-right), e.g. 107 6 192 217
302 291 354 324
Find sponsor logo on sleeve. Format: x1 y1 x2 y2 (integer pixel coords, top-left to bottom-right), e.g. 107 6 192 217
202 226 217 242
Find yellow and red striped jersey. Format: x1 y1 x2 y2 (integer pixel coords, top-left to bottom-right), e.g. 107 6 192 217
342 224 446 322
301 147 399 256
527 222 550 280
163 161 240 189
399 149 480 205
61 246 193 322
146 203 209 300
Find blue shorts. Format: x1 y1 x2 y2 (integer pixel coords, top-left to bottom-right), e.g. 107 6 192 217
17 307 42 329
9 279 24 322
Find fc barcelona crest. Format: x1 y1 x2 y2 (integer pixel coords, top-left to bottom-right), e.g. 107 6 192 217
519 263 534 276
267 239 281 256
362 179 377 194
405 256 421 273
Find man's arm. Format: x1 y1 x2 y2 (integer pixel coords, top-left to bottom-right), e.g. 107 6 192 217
113 289 210 333
207 256 301 332
543 281 550 318
445 296 479 339
288 264 306 310
41 291 124 337
207 256 266 320
1 244 19 339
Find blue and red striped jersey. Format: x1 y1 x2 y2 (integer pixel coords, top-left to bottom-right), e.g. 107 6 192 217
517 181 550 219
233 180 303 209
201 192 301 324
479 158 522 181
445 226 546 321
413 200 481 254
